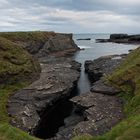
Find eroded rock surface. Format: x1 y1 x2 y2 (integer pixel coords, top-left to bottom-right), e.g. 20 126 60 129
8 57 81 134
90 79 120 95
0 32 80 58
56 54 125 140
85 54 126 81
71 92 123 136
48 55 125 140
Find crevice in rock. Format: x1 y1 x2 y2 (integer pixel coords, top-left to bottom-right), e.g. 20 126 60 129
33 83 83 139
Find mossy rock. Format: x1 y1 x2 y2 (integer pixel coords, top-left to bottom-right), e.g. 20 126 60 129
0 31 56 54
0 37 40 85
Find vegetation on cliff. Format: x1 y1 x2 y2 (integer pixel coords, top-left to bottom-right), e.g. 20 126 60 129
0 31 79 57
0 31 79 140
73 47 140 140
0 36 40 140
0 31 55 43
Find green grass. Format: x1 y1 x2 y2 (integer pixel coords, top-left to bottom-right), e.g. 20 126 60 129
73 47 140 140
0 36 40 85
0 35 41 139
0 84 40 140
0 31 55 43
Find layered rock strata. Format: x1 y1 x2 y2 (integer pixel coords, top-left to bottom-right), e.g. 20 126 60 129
67 55 125 139
8 57 81 135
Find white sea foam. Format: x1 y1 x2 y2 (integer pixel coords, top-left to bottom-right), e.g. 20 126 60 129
78 45 91 49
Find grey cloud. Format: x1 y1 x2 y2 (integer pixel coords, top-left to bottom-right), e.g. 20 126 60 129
0 0 139 33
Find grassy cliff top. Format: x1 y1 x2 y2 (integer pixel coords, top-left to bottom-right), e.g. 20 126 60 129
73 47 140 140
0 36 40 140
0 36 40 85
0 31 56 43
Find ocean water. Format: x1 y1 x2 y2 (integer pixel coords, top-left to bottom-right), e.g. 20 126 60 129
73 34 139 94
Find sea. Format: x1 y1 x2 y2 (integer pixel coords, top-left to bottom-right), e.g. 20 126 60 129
73 34 139 94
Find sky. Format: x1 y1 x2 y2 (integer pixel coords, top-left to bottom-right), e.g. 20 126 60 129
0 0 140 33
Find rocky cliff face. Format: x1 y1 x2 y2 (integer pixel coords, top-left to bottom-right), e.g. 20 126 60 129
67 55 125 139
0 31 81 140
0 32 79 58
8 57 81 134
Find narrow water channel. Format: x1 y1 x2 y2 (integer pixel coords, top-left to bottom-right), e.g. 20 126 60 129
34 34 138 139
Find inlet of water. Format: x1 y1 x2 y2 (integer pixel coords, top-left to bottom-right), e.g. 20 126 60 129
34 34 138 139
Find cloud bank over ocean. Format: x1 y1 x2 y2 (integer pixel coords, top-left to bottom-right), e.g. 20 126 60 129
0 0 140 33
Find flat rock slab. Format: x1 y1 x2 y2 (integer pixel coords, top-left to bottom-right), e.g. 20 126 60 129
71 92 124 136
8 57 80 133
85 54 126 81
90 79 120 95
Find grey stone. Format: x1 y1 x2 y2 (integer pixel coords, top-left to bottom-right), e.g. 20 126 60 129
8 57 81 134
91 79 120 95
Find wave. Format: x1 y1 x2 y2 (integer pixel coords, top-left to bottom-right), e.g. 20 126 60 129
78 45 91 49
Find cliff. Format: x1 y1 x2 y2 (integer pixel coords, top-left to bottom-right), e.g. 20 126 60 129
0 36 41 140
0 31 80 140
0 31 79 57
73 47 140 140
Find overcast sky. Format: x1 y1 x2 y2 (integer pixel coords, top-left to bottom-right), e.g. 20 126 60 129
0 0 140 33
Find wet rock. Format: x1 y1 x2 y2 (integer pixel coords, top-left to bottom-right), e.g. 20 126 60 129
77 38 91 41
96 39 109 43
91 79 120 95
8 57 81 134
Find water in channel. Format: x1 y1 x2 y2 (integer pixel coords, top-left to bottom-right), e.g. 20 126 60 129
35 34 138 139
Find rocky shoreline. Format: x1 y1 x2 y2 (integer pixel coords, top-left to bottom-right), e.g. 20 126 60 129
8 57 81 136
6 32 81 137
46 55 125 140
96 34 140 44
5 32 133 140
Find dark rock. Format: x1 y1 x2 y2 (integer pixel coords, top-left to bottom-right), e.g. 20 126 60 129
90 79 120 95
84 55 124 82
96 34 140 44
110 34 128 40
70 92 124 136
8 57 81 134
77 38 91 41
37 34 79 57
96 39 109 43
0 32 79 58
